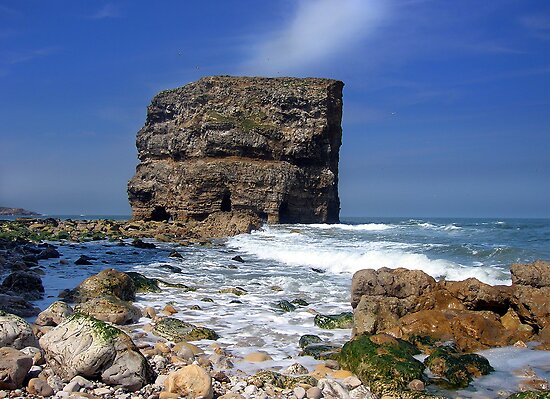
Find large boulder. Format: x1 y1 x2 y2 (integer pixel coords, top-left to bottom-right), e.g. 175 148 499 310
68 269 136 302
0 310 38 349
39 314 154 390
0 347 33 389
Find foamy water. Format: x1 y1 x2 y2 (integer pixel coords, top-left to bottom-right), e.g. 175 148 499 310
24 217 550 397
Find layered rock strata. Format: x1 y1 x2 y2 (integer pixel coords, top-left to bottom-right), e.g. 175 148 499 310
128 76 343 225
351 261 550 351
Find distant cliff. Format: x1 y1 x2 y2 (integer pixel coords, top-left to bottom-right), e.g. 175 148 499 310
128 76 343 226
0 207 39 216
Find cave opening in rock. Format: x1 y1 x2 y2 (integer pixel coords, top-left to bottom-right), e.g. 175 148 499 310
278 201 291 223
221 192 232 212
150 206 171 222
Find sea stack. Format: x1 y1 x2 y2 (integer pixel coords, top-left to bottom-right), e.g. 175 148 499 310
128 76 343 224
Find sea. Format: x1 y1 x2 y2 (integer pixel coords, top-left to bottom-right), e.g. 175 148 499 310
5 216 550 398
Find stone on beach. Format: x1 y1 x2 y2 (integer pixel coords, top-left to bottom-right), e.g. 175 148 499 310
75 296 142 325
69 268 136 302
39 313 154 390
164 364 213 399
35 301 73 327
0 347 32 389
0 311 38 349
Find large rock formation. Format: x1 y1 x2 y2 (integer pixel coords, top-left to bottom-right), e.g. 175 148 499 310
128 76 343 224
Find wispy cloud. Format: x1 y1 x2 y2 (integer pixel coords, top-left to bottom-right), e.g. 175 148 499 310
242 0 388 75
520 15 550 41
0 47 59 77
89 3 120 20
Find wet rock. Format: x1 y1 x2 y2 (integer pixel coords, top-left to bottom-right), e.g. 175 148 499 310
314 312 353 329
39 314 154 390
69 268 136 302
159 264 182 273
291 298 309 306
244 352 272 362
76 296 142 325
339 334 425 396
75 255 93 265
283 363 309 376
131 239 156 249
219 287 248 296
152 317 218 342
164 364 213 399
299 334 323 349
0 310 38 349
127 272 161 293
275 300 296 312
38 246 60 260
424 346 493 388
168 251 183 258
232 256 244 263
35 301 73 327
1 271 44 299
0 347 33 389
0 293 40 317
300 343 340 360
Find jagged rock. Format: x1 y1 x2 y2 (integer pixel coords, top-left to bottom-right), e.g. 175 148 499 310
35 301 73 327
1 271 44 300
75 296 142 325
128 76 343 230
511 261 550 288
219 287 247 296
0 310 38 349
165 364 213 399
275 300 296 312
39 314 154 390
299 334 323 349
0 347 33 389
68 268 136 302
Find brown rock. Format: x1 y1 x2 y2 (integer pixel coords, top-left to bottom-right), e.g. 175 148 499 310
0 347 33 389
164 364 213 399
35 301 73 326
351 268 436 308
128 76 343 228
27 378 54 396
511 260 550 288
443 278 511 313
512 285 550 330
70 269 136 302
75 296 141 325
244 352 272 362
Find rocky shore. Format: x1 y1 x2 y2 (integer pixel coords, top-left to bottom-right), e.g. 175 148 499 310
0 221 549 399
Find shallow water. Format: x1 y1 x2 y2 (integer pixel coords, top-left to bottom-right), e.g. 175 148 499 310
25 217 550 398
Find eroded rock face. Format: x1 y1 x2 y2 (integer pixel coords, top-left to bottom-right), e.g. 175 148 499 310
128 76 343 226
351 261 550 351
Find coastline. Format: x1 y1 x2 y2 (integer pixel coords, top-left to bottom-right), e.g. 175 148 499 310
1 220 550 395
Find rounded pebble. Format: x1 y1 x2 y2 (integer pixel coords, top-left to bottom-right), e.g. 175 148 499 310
306 386 322 399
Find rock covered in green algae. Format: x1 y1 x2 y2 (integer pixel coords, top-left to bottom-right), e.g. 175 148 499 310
314 311 353 329
340 334 424 392
275 300 296 312
424 346 493 389
126 271 161 293
507 392 550 399
156 279 196 291
68 268 136 302
152 317 218 342
300 343 340 360
247 370 317 389
39 313 154 390
299 334 323 349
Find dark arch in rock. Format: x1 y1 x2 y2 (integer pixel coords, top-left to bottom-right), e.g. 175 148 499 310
150 206 171 222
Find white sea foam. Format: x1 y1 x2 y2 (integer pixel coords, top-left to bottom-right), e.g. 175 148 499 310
307 223 394 231
227 226 510 285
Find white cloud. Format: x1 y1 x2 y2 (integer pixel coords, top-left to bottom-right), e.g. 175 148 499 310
90 4 119 20
242 0 387 75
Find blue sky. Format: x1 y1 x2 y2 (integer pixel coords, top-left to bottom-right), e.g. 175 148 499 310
0 0 549 217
